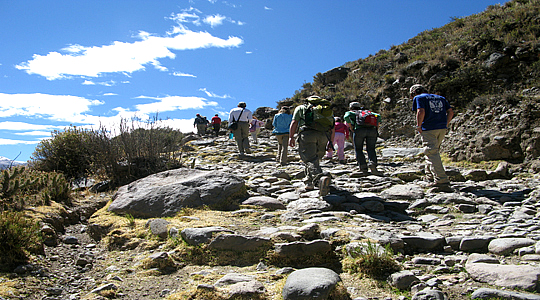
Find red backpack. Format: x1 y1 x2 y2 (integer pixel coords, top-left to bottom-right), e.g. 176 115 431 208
355 110 378 128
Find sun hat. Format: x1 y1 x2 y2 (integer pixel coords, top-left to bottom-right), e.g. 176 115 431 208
409 84 427 95
349 102 361 109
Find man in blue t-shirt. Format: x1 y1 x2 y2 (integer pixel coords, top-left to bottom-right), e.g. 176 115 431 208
410 84 454 190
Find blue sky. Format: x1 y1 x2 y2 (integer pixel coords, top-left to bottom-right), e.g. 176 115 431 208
0 0 508 163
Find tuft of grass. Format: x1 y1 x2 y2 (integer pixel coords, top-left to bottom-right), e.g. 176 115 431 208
124 214 135 227
342 240 401 280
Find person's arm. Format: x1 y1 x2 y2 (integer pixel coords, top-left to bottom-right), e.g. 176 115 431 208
416 108 425 133
288 120 299 147
446 108 454 128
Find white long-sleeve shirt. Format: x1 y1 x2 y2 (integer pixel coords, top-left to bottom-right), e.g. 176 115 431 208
228 107 253 123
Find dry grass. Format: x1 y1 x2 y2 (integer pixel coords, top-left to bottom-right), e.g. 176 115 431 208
0 279 19 298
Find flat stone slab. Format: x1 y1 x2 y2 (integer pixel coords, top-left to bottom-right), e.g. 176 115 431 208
466 262 540 291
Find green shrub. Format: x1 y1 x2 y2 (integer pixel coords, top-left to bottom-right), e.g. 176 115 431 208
31 126 95 180
30 118 184 188
92 118 185 186
0 211 43 270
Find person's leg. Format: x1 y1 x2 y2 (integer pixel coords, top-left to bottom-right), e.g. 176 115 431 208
280 134 289 164
334 132 345 161
213 124 220 136
354 129 368 172
298 131 321 187
233 127 244 154
254 128 261 144
276 134 283 161
421 129 449 184
197 124 204 135
365 128 378 167
240 122 251 154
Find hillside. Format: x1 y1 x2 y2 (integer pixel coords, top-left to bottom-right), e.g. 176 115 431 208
281 0 540 166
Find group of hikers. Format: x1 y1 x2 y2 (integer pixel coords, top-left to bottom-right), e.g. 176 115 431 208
196 83 454 196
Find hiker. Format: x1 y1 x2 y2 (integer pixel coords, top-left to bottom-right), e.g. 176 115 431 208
249 116 265 144
289 96 335 196
325 116 349 164
228 102 253 156
344 102 382 175
211 114 222 137
410 84 454 190
272 106 293 166
194 114 207 136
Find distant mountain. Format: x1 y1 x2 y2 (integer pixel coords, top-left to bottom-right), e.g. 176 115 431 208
0 156 26 170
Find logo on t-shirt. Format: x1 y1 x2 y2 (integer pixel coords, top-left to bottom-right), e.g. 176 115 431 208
429 99 444 114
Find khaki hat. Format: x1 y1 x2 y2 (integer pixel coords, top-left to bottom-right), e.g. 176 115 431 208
349 102 361 109
409 84 426 95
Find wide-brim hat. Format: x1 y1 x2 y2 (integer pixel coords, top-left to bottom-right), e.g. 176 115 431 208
409 84 426 95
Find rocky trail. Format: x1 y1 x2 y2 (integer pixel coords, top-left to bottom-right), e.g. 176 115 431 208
3 131 540 300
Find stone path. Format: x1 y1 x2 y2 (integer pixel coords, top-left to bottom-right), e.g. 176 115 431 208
5 132 540 300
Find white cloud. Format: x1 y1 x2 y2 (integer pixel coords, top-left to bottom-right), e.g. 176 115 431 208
83 80 116 86
204 14 226 28
103 93 117 96
161 118 197 134
199 88 231 99
173 72 197 77
134 95 217 115
0 93 103 122
264 6 273 10
16 27 243 80
0 138 40 146
0 121 62 131
14 131 52 136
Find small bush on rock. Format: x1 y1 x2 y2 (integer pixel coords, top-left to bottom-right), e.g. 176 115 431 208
342 241 401 280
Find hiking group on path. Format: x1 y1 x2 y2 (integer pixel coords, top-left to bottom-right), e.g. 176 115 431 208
194 83 453 197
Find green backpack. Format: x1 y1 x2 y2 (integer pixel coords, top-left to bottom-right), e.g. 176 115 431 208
303 98 334 132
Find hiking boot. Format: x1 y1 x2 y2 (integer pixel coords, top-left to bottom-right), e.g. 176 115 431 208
369 165 383 176
427 182 453 193
429 185 454 193
318 176 331 197
303 182 315 191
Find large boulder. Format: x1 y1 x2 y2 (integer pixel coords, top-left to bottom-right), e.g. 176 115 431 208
108 168 247 218
282 267 341 300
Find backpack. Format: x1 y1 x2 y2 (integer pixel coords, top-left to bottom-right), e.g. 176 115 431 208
354 110 378 128
195 116 206 125
303 98 334 132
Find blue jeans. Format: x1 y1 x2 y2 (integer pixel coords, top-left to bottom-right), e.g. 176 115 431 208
353 127 378 171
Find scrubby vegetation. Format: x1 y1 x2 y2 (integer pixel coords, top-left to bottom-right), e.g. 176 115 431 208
1 166 71 211
0 211 43 270
0 118 185 267
31 118 185 187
